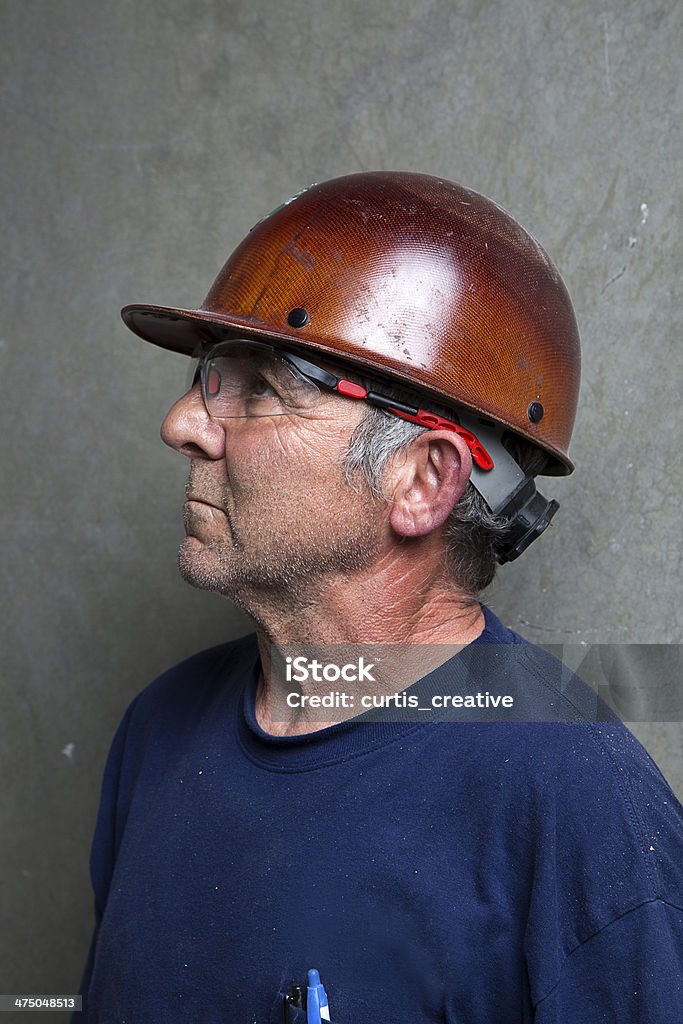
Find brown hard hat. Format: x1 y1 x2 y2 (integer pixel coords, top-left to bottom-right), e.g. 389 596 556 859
122 171 580 474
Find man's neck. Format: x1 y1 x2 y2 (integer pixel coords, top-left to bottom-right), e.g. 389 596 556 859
244 554 485 736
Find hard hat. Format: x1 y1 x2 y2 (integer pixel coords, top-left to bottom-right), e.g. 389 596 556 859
122 171 580 472
121 171 581 560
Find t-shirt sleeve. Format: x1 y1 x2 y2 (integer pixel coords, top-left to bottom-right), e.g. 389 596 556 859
533 898 683 1023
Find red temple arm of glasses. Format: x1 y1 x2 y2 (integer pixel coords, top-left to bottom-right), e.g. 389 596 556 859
336 379 494 471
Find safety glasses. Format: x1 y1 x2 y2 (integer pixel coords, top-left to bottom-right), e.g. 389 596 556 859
192 338 494 471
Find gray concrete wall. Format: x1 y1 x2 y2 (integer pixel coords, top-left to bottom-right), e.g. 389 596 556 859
2 0 681 1011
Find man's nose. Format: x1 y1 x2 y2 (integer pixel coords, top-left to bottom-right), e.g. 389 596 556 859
160 383 226 460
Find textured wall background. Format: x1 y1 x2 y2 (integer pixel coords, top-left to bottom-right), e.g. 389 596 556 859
2 0 681 1011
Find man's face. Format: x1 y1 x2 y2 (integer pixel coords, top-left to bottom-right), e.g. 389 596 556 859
161 368 387 602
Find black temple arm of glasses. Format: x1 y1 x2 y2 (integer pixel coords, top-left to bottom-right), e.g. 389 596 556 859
283 352 340 390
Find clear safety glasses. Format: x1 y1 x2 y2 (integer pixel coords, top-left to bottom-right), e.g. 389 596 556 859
190 338 494 471
192 340 323 419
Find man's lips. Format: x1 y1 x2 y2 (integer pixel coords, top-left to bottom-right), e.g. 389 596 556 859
185 495 224 512
184 493 235 540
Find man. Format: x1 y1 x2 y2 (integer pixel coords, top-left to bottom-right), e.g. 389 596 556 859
77 173 683 1021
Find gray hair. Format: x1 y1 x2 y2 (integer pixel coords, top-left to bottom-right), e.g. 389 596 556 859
340 376 548 601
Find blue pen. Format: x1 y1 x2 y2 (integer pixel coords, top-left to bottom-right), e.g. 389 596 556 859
306 968 330 1022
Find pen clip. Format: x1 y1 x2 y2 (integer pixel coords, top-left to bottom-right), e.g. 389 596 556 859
283 985 304 1024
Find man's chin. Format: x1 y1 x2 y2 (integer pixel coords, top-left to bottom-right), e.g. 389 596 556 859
177 537 257 601
177 538 232 594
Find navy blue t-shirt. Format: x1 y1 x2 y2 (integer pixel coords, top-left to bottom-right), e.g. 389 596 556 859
76 606 683 1022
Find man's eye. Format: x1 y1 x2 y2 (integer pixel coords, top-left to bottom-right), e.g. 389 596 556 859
252 375 278 398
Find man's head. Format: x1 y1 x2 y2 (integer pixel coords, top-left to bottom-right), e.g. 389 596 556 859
123 171 581 605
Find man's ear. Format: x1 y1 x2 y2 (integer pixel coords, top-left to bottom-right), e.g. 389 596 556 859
386 431 473 538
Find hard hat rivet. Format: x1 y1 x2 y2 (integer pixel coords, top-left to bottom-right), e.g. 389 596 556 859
528 401 544 423
287 307 309 328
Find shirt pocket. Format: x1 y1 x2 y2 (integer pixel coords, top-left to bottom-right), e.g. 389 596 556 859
276 999 342 1024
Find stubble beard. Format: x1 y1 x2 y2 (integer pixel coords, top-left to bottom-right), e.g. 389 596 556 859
177 481 386 605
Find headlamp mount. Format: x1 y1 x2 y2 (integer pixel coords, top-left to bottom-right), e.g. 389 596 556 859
461 412 560 563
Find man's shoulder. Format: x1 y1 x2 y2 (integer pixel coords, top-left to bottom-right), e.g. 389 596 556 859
432 612 683 900
470 630 682 827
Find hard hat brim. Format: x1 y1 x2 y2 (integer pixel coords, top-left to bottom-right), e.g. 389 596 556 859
121 303 300 357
